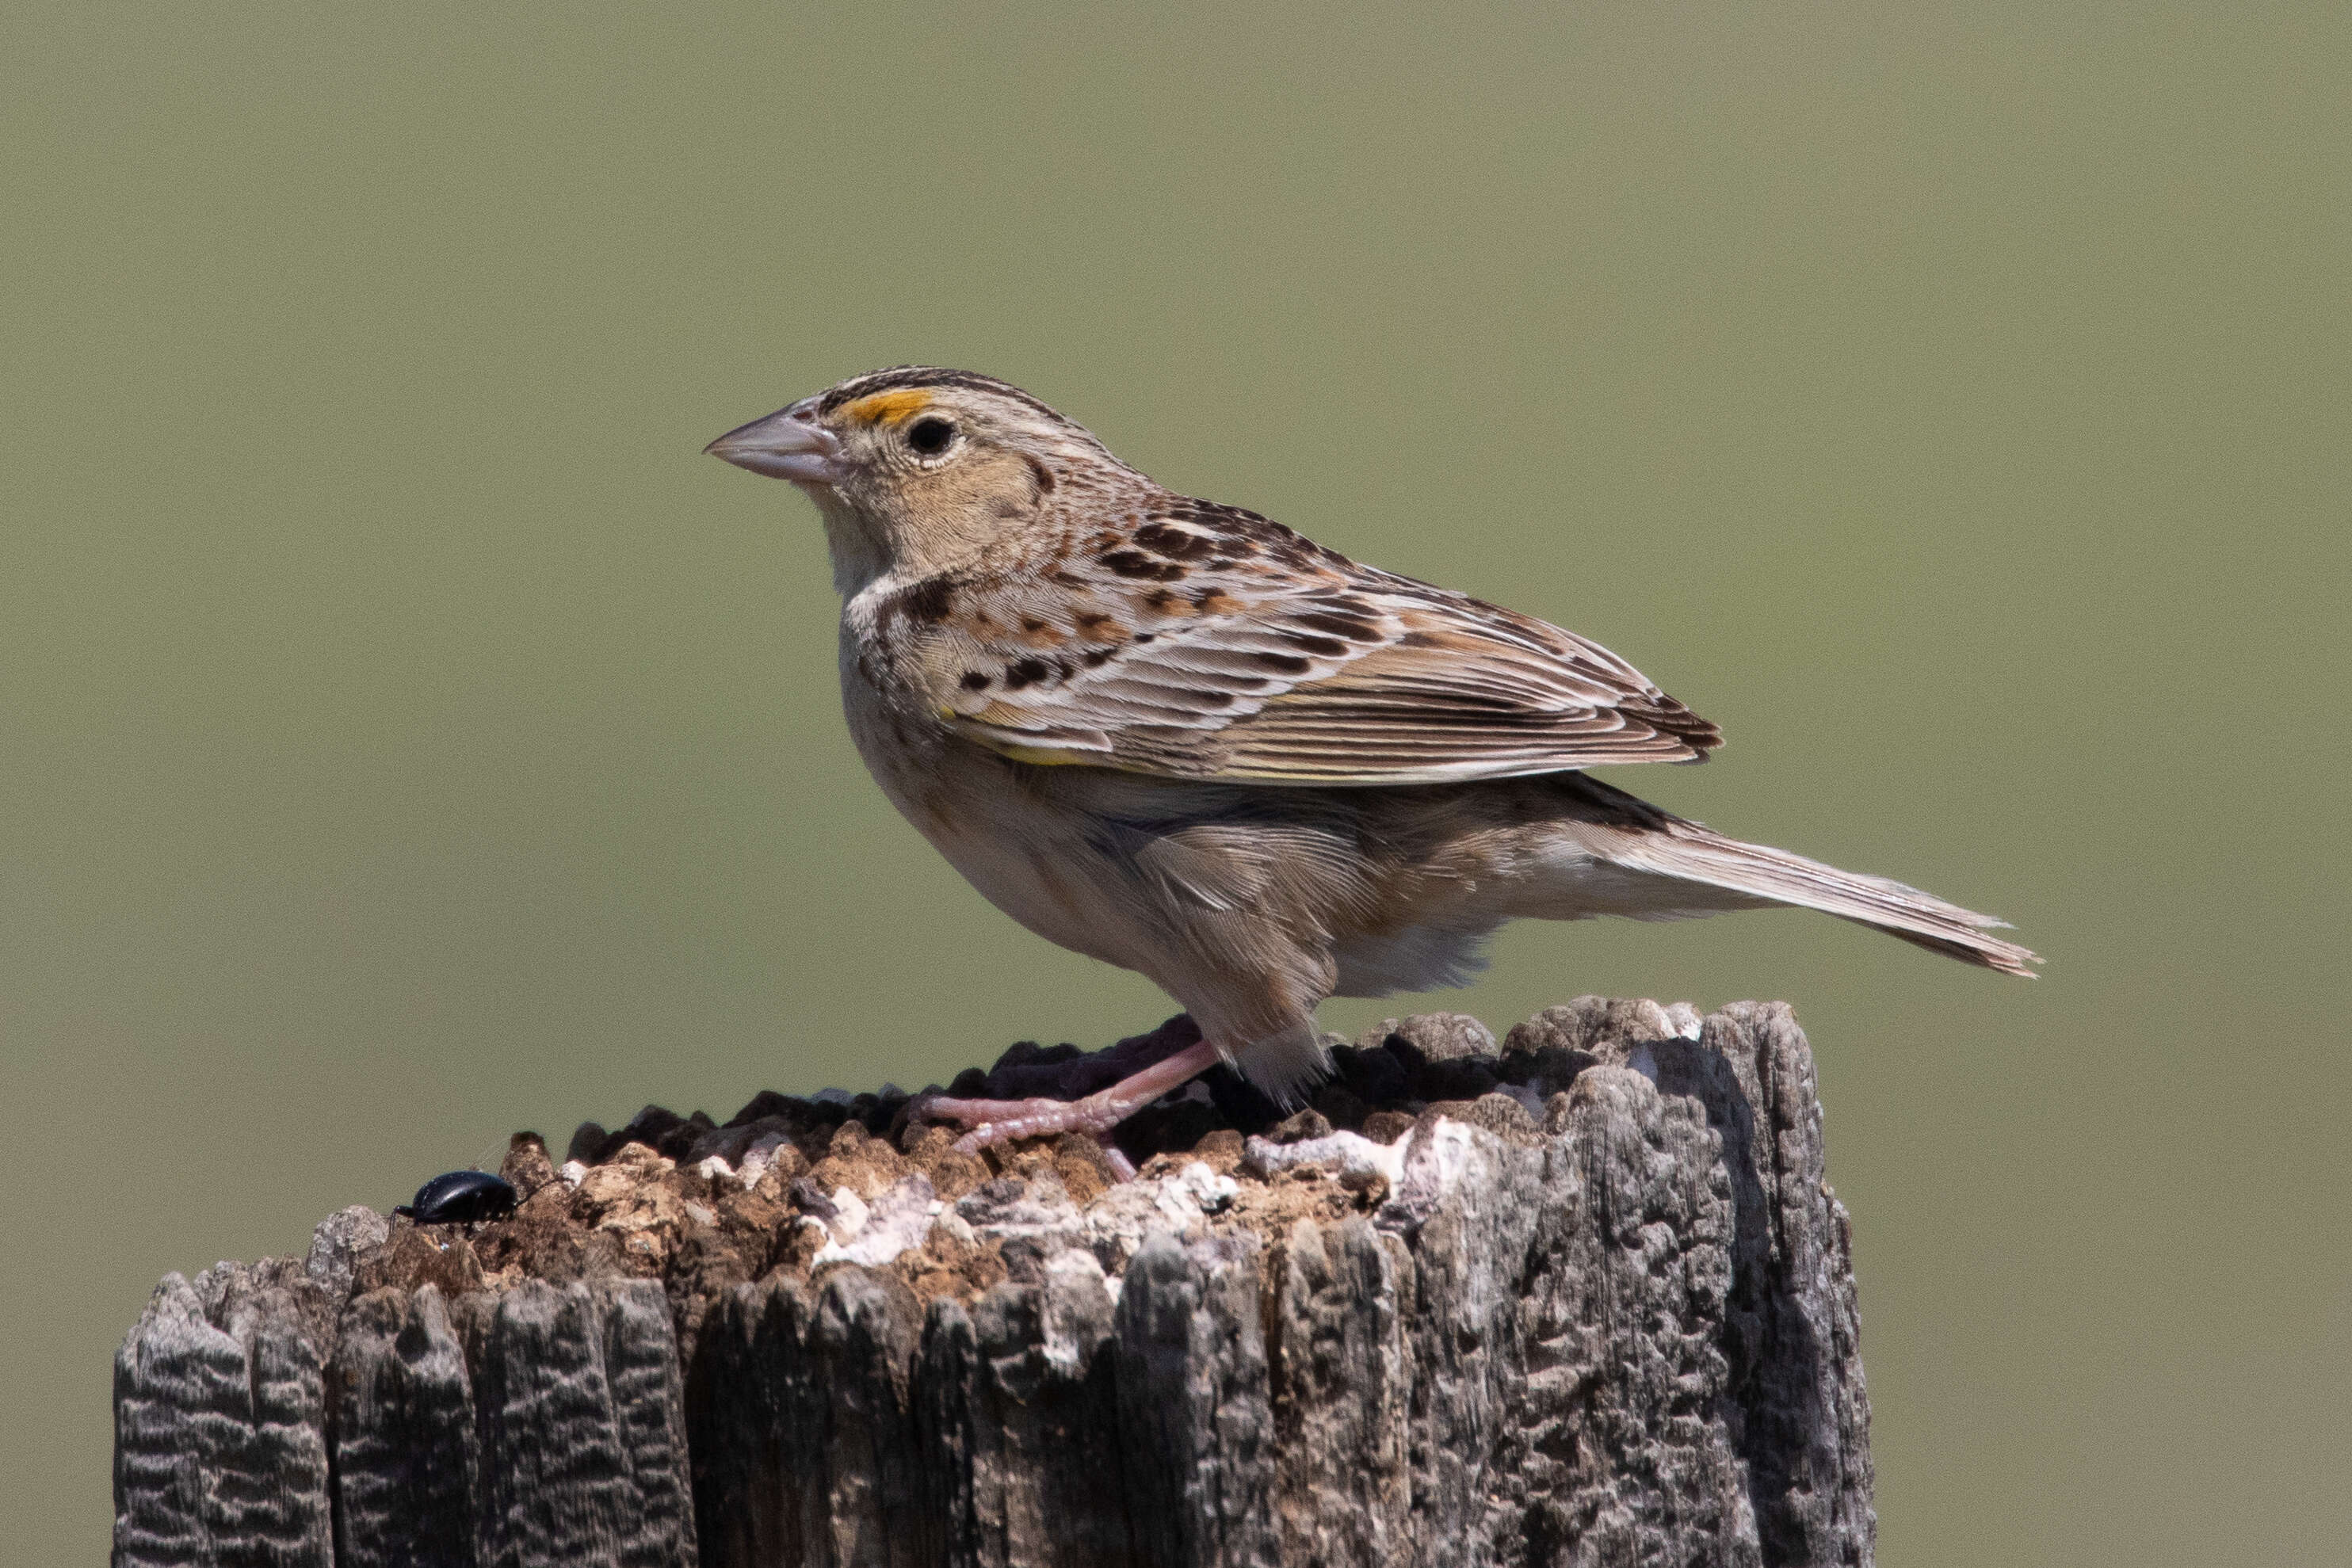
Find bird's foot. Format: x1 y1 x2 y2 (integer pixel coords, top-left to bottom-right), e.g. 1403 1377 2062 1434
915 1040 1223 1167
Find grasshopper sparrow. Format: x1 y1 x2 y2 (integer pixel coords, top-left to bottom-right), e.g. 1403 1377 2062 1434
708 368 2037 1157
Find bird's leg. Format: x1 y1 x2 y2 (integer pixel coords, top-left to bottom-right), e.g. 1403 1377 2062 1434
1095 1136 1139 1182
917 1040 1224 1159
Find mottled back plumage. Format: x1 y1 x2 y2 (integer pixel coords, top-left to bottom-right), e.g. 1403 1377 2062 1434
903 495 1722 782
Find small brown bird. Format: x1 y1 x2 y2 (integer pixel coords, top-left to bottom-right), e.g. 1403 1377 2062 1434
707 368 2036 1157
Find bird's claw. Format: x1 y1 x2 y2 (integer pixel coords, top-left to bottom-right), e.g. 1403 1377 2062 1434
911 1093 1139 1179
915 1091 1121 1154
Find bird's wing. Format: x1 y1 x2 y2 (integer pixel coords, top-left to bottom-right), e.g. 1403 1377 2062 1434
901 502 1720 784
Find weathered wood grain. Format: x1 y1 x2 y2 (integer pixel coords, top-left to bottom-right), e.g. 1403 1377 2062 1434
330 1284 479 1568
116 999 1875 1568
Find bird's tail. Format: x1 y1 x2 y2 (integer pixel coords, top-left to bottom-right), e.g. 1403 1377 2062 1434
1566 777 2041 977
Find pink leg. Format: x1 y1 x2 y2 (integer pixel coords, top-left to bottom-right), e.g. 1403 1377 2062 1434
1095 1137 1139 1183
917 1040 1224 1158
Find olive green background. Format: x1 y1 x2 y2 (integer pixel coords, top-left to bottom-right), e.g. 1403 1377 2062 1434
6 4 2344 1560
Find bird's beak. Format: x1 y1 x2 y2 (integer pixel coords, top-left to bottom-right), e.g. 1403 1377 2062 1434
704 407 844 487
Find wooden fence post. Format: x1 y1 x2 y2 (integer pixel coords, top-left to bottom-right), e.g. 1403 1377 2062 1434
116 998 1873 1568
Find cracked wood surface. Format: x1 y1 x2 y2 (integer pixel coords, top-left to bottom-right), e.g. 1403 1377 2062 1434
114 998 1873 1567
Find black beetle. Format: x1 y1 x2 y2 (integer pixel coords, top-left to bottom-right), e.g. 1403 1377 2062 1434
394 1169 518 1225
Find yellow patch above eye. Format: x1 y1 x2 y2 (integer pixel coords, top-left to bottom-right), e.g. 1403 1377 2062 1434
843 388 934 425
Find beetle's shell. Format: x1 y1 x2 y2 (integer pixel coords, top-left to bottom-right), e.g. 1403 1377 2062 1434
396 1169 518 1224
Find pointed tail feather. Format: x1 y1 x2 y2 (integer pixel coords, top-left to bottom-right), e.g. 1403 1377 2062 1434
1582 788 2041 977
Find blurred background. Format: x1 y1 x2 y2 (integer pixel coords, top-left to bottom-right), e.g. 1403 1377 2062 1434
6 4 2344 1560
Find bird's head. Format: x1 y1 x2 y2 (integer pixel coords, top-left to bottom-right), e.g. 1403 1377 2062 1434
705 367 1127 589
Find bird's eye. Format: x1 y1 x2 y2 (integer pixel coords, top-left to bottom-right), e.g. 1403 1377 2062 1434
907 417 956 456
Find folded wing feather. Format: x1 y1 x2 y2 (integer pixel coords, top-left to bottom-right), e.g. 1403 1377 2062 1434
911 505 1720 784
